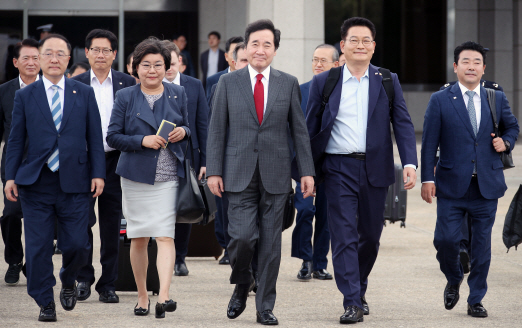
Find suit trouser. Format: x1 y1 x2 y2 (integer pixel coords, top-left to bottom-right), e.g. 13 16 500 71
434 177 497 304
460 213 472 254
227 165 286 312
214 193 229 254
1 179 24 265
291 181 329 271
19 167 91 306
77 151 122 292
323 155 387 309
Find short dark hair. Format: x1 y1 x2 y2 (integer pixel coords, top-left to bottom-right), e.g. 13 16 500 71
232 42 246 62
126 52 133 65
69 62 90 75
208 31 221 40
179 53 187 65
85 29 118 52
225 36 244 53
131 37 171 78
172 34 185 40
245 19 281 50
161 40 180 57
13 38 40 59
39 34 72 53
454 41 487 65
340 17 376 40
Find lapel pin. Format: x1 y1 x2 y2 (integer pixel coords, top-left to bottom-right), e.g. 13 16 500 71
453 97 457 99
169 96 171 98
73 90 76 94
375 72 378 75
137 113 140 116
379 73 382 75
174 96 177 98
119 82 123 85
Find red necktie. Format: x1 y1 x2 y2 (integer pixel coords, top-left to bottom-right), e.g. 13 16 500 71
254 73 264 125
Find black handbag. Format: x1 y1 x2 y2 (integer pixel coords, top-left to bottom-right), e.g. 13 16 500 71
176 137 205 224
486 88 515 170
197 178 217 225
282 191 295 231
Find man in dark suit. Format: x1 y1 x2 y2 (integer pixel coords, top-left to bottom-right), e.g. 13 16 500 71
72 29 135 303
292 44 338 281
421 41 519 318
173 34 196 78
0 38 40 286
4 34 105 321
162 40 209 276
207 19 315 325
306 17 417 324
200 31 227 89
205 36 244 99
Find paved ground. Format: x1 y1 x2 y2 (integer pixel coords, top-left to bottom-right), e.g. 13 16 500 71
0 140 521 327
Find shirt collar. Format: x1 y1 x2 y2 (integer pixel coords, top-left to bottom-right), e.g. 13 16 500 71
227 67 231 73
162 73 181 85
19 74 39 88
90 69 112 85
42 74 65 91
343 65 369 83
248 64 270 82
458 82 481 97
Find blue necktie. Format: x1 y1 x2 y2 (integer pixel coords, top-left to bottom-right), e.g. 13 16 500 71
47 85 62 172
466 90 477 173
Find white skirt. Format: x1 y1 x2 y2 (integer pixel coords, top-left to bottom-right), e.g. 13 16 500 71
121 177 178 239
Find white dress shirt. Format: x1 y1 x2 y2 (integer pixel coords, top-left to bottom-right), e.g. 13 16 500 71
248 64 270 113
42 75 65 114
163 72 181 85
207 48 219 78
90 69 115 152
19 74 39 89
458 82 481 129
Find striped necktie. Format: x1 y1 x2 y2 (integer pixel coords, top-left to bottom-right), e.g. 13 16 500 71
47 85 62 172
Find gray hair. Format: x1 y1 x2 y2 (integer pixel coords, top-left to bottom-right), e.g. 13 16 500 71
314 44 339 62
233 42 246 61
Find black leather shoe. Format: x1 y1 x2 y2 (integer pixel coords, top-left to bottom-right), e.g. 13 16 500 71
361 296 369 315
134 299 150 316
39 301 57 322
60 284 77 311
460 249 471 274
312 269 333 280
257 310 279 325
444 279 463 310
297 260 312 280
219 254 230 265
174 263 189 276
77 281 91 301
468 303 488 317
99 290 119 303
340 305 364 324
227 284 250 319
4 262 23 285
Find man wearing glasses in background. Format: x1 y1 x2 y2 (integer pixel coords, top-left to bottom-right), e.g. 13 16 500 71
305 17 417 324
72 29 136 304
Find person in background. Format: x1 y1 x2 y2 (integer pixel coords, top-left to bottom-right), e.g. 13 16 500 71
205 36 244 98
179 53 187 74
338 52 346 66
67 62 90 78
200 31 227 89
126 52 140 84
173 34 196 78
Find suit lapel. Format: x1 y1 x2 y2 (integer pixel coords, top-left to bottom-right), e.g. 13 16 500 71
477 86 491 138
367 64 381 121
135 88 159 130
448 83 475 138
324 68 344 128
262 68 282 125
9 79 19 101
60 78 76 131
32 80 56 131
179 73 187 87
236 68 259 124
111 69 122 96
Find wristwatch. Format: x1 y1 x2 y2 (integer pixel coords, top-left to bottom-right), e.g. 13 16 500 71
504 140 511 152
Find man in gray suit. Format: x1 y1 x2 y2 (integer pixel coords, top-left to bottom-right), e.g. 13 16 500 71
207 19 315 325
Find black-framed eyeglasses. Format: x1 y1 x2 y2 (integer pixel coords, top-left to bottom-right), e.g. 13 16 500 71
90 48 113 56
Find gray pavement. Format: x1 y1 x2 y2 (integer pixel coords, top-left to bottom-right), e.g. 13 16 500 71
0 140 521 327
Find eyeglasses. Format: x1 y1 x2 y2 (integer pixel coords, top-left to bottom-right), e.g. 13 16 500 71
139 63 164 71
347 38 374 47
40 52 69 60
90 48 113 56
312 58 335 64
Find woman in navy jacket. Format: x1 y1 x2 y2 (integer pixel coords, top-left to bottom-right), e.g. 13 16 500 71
107 37 190 319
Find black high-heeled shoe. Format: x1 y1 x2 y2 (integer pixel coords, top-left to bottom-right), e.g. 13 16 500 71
134 299 150 316
155 299 177 318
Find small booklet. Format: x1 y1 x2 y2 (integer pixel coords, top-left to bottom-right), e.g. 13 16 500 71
156 119 176 148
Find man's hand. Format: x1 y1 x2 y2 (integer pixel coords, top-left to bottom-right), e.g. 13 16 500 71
421 182 436 204
198 166 206 180
491 133 507 152
403 167 417 190
142 135 167 149
91 178 105 198
169 127 186 143
208 175 224 197
301 176 315 198
4 180 18 202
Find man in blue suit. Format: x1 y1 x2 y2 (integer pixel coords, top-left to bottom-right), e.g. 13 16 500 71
421 41 519 318
306 18 417 323
292 44 338 281
162 41 209 276
4 34 105 322
72 29 136 303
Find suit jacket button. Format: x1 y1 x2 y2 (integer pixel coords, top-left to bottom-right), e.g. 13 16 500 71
254 149 258 152
58 134 60 138
475 143 478 146
472 160 475 163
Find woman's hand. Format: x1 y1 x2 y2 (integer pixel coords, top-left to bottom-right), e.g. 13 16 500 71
142 135 167 149
169 127 186 143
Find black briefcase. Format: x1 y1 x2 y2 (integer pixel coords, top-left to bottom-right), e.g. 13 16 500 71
282 191 295 231
384 164 407 228
197 178 217 225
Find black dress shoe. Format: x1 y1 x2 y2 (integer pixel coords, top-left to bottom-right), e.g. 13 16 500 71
155 299 177 318
227 284 250 319
340 305 364 324
361 296 369 315
312 269 333 280
77 281 91 301
60 284 78 311
297 260 312 280
219 254 230 265
174 263 189 276
99 290 119 303
39 301 57 322
134 299 150 316
460 249 471 274
4 262 23 285
444 279 463 310
468 303 488 317
257 310 279 325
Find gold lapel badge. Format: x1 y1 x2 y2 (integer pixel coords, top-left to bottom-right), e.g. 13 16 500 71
73 90 76 94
